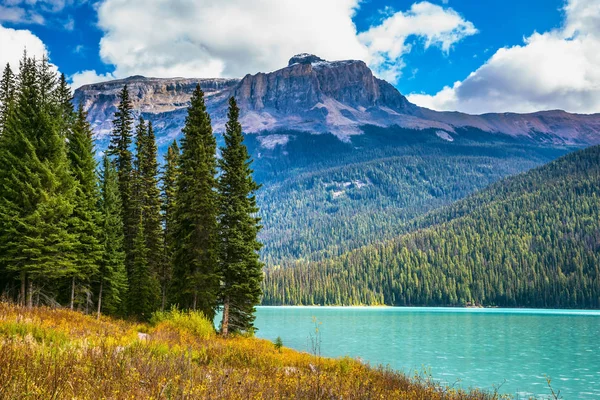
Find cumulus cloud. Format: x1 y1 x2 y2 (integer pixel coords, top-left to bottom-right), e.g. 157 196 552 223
407 0 600 114
95 0 367 79
70 69 116 89
0 24 49 69
359 1 477 83
77 0 473 85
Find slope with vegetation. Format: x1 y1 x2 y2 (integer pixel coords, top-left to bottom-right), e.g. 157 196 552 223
250 126 572 265
0 303 499 399
263 145 600 308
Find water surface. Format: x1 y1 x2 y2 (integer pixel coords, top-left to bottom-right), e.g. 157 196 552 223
252 306 600 399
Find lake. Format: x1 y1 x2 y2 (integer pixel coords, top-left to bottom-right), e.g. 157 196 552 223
251 306 600 399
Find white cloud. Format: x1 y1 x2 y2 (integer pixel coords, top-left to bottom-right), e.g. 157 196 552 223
77 0 474 85
408 0 600 114
359 1 477 83
70 69 115 89
0 24 49 69
95 0 367 79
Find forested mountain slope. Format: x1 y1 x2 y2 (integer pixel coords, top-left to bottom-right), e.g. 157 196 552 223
251 126 571 265
262 145 600 308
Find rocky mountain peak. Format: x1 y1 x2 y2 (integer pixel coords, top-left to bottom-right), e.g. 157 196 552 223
288 53 325 66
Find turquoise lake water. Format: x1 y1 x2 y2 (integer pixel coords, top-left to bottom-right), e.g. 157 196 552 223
250 307 600 399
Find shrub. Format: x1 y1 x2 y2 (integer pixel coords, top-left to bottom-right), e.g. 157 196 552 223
150 307 215 340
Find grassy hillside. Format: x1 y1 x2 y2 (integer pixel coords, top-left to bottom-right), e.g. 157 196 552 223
0 303 498 399
262 145 600 308
248 126 572 265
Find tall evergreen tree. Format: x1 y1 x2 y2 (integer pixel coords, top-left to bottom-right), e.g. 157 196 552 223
55 73 74 138
0 63 16 134
138 121 162 278
160 140 180 310
218 97 263 335
0 53 76 307
172 84 220 319
67 105 102 309
108 86 135 285
97 156 127 317
127 117 161 316
129 215 159 320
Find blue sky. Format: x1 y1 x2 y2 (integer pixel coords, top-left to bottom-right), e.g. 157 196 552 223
1 0 599 114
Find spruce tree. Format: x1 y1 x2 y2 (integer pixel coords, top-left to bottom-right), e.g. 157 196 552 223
129 215 159 320
0 53 76 307
218 97 263 335
160 140 180 310
0 63 15 134
97 156 127 317
138 121 162 279
127 116 161 317
55 73 74 138
172 84 220 319
67 105 102 309
108 86 135 285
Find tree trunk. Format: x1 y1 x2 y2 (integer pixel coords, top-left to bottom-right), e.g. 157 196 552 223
193 291 197 311
70 276 75 310
85 290 90 314
221 296 230 337
97 280 103 320
161 285 166 311
27 279 33 308
20 272 26 307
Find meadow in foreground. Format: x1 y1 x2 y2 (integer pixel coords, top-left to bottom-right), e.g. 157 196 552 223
0 303 509 399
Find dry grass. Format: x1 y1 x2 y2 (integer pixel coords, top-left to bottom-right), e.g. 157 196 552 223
0 303 504 399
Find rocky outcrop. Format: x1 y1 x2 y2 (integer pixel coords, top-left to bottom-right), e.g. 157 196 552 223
74 54 600 147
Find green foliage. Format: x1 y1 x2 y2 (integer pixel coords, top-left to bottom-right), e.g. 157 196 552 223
97 156 128 316
263 145 600 308
0 52 77 305
171 85 220 320
160 140 179 309
218 97 263 335
128 216 160 320
274 336 283 352
0 63 16 134
67 104 102 307
108 85 135 281
150 306 215 339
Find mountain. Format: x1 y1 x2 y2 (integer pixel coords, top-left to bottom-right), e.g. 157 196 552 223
74 53 600 146
74 54 596 265
262 145 600 308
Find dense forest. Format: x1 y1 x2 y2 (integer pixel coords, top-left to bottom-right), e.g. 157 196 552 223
0 54 262 334
263 145 600 308
248 127 572 265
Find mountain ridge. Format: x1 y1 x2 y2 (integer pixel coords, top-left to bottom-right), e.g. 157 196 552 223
74 54 600 147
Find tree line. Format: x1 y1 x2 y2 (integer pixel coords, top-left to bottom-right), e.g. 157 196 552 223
263 145 600 308
0 53 262 335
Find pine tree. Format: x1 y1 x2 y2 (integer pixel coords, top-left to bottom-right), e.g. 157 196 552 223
0 53 77 307
218 97 263 335
127 117 161 317
55 73 74 138
129 215 159 320
172 84 220 320
138 121 162 279
108 86 135 286
67 105 102 309
0 63 16 134
97 156 127 317
160 140 180 310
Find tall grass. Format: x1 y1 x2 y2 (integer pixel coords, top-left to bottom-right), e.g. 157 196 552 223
0 302 507 399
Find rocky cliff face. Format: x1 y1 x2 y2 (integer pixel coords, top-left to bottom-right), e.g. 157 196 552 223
74 54 600 147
